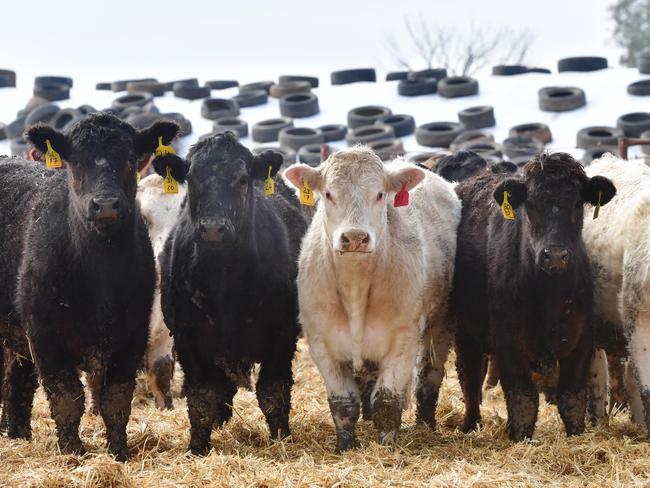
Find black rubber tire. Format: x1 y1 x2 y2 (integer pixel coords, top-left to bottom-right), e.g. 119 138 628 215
386 71 409 81
161 113 193 137
415 122 465 148
458 106 495 130
111 78 157 92
278 127 324 151
0 122 6 141
616 112 650 137
450 130 494 152
270 81 312 98
640 54 650 75
279 93 320 118
10 136 28 157
330 68 376 85
406 151 449 165
127 80 166 97
112 92 153 111
576 126 623 149
538 86 586 112
34 76 73 88
201 98 240 120
231 89 268 108
50 108 83 133
627 80 650 96
408 68 448 81
25 103 60 126
164 78 198 91
558 56 608 72
492 65 528 76
77 104 97 116
375 114 415 137
347 106 392 129
279 75 319 88
252 117 294 143
398 78 437 96
458 139 503 159
368 139 405 161
502 136 544 162
346 124 396 146
5 117 26 140
641 130 650 155
298 143 330 166
318 124 347 142
239 81 274 94
96 82 112 90
509 123 552 144
252 146 297 166
205 80 239 90
0 69 16 87
582 146 618 165
173 83 210 100
212 117 248 138
527 67 552 74
16 97 48 119
125 112 163 130
33 82 70 102
438 77 479 98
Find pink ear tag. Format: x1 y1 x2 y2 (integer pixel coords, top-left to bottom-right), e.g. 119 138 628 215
394 183 409 207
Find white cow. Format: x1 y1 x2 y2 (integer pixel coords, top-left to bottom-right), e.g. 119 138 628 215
283 147 461 452
136 173 187 409
583 154 650 429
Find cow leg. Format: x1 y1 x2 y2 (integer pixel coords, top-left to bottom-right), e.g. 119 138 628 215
87 371 102 416
455 328 485 432
415 320 453 430
145 298 175 410
587 348 609 425
485 354 500 389
557 338 591 436
625 360 645 425
355 364 377 421
308 337 360 453
372 328 419 446
608 353 627 413
495 347 538 441
628 323 650 436
4 355 37 439
0 346 6 433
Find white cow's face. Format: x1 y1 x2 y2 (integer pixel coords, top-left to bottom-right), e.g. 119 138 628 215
284 147 425 255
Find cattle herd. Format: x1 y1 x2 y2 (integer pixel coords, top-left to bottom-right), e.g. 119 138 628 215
0 112 649 462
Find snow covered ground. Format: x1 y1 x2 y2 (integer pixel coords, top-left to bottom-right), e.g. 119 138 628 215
1 66 648 160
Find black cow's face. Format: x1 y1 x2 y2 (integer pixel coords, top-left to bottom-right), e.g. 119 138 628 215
185 132 282 248
26 113 179 236
494 153 616 275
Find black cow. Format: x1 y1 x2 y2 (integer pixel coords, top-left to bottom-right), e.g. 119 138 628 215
451 153 616 440
160 132 307 454
0 113 179 460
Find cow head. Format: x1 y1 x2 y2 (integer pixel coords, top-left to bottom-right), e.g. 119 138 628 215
26 113 180 236
493 152 615 275
284 147 425 255
184 131 283 248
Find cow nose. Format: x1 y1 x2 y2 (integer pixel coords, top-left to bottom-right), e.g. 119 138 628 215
199 218 228 243
339 230 371 252
539 246 570 273
89 196 120 220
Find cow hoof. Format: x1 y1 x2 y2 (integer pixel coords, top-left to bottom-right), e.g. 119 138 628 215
269 425 291 440
415 413 436 431
111 447 131 462
378 430 398 447
188 440 211 456
59 440 86 456
461 416 481 433
335 438 359 454
7 424 32 440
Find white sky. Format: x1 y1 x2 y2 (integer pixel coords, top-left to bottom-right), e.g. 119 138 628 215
0 0 620 83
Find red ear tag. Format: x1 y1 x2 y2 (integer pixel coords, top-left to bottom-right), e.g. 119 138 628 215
394 183 409 207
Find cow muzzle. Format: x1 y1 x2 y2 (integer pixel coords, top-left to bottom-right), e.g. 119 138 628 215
88 196 121 222
198 218 230 244
537 245 571 275
335 229 373 254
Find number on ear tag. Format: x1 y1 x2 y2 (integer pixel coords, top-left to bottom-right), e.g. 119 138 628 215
300 179 314 206
501 191 515 220
155 136 175 157
593 191 602 220
45 139 62 169
264 166 275 196
394 183 409 207
163 166 178 194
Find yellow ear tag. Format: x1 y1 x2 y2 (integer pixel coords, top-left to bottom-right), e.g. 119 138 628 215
300 179 314 206
163 166 178 194
45 139 62 169
593 191 602 220
135 171 141 185
501 191 515 220
155 136 175 157
263 166 275 196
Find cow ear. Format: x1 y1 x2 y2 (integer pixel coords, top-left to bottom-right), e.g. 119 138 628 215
250 150 284 180
584 175 616 206
136 120 180 157
24 124 70 161
283 163 322 192
494 178 527 208
152 154 190 183
386 165 426 192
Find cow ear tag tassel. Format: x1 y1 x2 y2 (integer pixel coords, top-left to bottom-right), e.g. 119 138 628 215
593 191 602 220
163 166 179 194
264 165 275 196
501 191 515 220
394 183 409 207
155 136 175 157
45 139 62 169
300 179 314 206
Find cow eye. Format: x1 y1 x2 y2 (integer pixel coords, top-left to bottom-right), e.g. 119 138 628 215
377 192 384 201
325 191 332 200
239 176 248 186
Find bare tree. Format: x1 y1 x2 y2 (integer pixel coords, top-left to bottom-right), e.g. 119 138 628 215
385 15 536 76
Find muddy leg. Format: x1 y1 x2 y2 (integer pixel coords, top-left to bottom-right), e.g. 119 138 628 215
41 370 86 455
587 348 609 425
355 363 377 421
88 371 102 416
4 355 37 439
608 353 627 412
147 355 174 410
485 354 500 389
557 338 591 436
455 328 485 432
185 380 219 455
